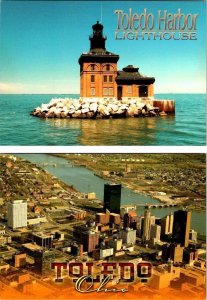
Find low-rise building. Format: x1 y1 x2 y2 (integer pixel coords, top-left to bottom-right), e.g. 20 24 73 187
180 267 206 286
73 225 100 253
32 232 53 249
110 213 121 225
0 226 6 235
183 248 198 265
100 247 114 259
27 216 47 225
108 238 122 251
22 243 43 257
0 260 10 273
14 253 27 268
87 192 96 200
148 264 180 290
0 234 12 244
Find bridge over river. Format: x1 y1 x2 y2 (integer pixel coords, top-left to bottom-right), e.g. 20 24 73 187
121 203 179 209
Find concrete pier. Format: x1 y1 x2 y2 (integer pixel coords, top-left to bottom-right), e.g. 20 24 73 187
151 100 175 114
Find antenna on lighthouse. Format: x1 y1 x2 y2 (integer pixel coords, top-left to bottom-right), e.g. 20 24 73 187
100 1 103 23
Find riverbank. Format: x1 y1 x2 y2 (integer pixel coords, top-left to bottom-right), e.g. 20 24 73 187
31 97 175 119
17 154 206 235
54 154 206 211
0 154 80 201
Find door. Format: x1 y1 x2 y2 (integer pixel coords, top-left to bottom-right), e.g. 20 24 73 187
117 86 122 100
139 86 148 97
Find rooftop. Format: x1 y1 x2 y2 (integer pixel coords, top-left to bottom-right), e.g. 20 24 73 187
116 66 155 83
22 243 43 251
33 232 53 238
10 200 27 204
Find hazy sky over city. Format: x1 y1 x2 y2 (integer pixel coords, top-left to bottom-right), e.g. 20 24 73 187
0 0 206 94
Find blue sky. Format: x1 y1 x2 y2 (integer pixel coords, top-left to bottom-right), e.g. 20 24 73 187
0 0 206 94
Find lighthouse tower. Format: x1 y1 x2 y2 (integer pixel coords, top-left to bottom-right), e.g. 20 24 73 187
78 21 119 100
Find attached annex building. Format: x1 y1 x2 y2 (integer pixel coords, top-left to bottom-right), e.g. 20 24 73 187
79 21 155 101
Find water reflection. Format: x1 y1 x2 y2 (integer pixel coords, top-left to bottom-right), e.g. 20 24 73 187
44 116 176 145
0 94 205 145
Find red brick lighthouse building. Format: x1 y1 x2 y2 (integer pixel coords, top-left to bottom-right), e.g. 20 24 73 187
79 22 155 100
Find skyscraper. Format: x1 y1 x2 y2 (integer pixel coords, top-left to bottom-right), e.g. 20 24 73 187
162 243 184 263
103 183 121 214
123 211 138 229
34 250 55 276
168 212 174 234
189 229 197 243
142 210 155 242
150 224 161 241
173 210 191 247
7 200 27 229
161 212 174 237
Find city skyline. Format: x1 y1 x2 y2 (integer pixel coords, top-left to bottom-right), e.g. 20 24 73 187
0 1 206 94
0 153 205 298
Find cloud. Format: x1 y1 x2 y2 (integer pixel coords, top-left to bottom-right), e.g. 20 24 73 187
0 82 26 93
0 81 79 94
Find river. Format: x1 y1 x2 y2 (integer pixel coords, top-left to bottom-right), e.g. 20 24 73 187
18 154 206 236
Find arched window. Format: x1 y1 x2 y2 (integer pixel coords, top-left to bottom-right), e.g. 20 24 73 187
106 64 110 71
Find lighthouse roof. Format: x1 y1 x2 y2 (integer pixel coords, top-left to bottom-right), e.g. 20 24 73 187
79 21 119 64
116 66 155 84
92 21 103 31
79 51 119 64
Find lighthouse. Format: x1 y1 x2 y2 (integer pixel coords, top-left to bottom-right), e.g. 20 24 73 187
79 21 155 101
79 21 119 99
31 23 176 119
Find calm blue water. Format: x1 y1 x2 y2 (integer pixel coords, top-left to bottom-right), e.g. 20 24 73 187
0 94 205 145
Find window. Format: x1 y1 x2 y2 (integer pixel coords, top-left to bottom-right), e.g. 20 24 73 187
103 75 107 83
127 86 132 93
109 88 114 96
103 88 108 96
91 75 95 82
91 64 95 71
109 75 113 83
106 64 110 71
90 88 95 96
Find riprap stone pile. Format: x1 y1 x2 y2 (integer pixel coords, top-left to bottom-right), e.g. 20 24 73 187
31 98 166 119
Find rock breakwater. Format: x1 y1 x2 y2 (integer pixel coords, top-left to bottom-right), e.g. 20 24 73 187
31 98 175 119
